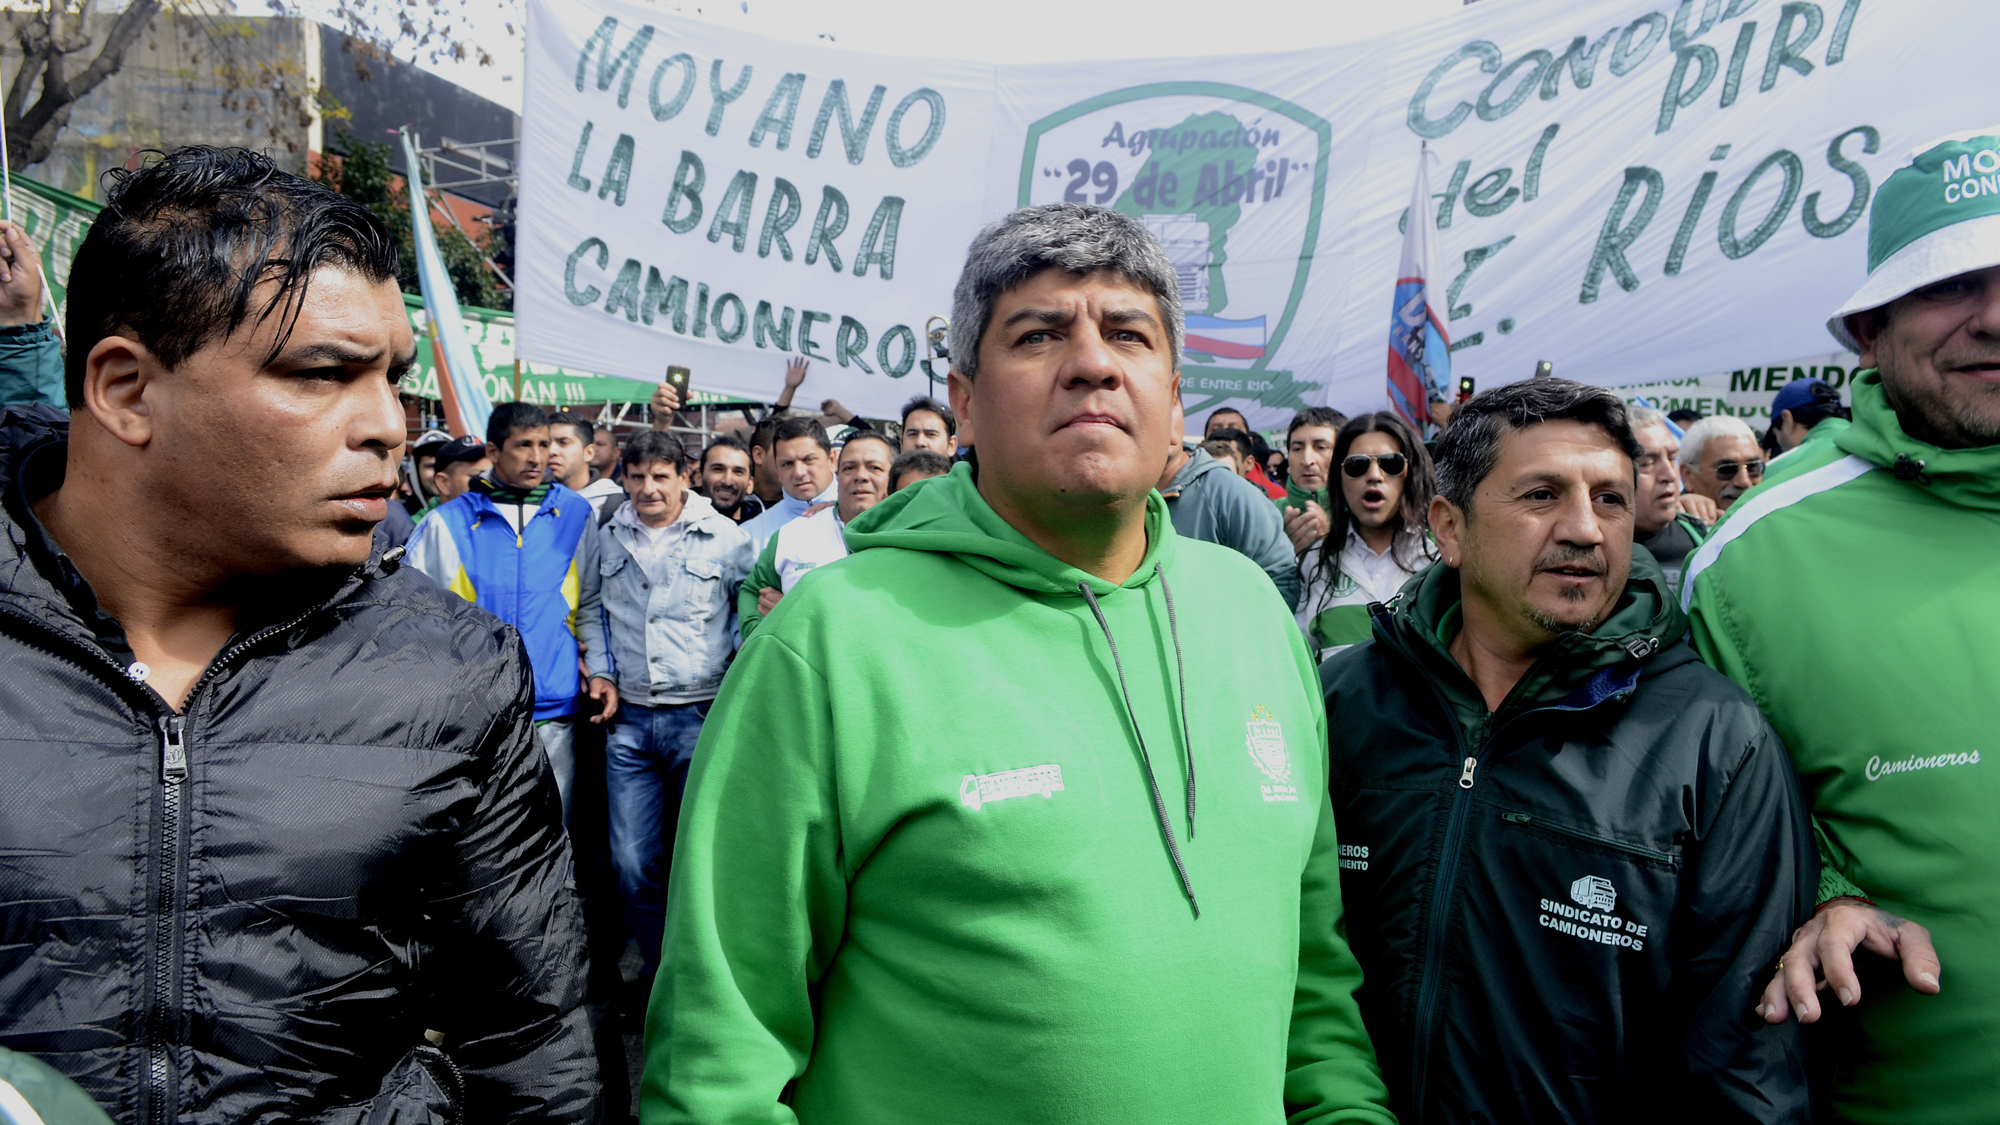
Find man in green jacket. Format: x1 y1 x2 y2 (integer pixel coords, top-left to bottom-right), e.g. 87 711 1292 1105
1686 127 2000 1124
644 203 1393 1125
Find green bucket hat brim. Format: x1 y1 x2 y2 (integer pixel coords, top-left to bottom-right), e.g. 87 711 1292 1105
1827 209 2000 351
1828 127 2000 352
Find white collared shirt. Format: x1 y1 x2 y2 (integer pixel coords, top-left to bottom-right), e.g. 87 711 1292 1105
620 496 697 583
1295 526 1429 642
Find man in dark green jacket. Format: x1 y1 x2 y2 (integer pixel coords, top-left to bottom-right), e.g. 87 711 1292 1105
1323 378 1814 1123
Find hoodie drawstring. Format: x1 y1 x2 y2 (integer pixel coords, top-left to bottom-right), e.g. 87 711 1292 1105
1078 564 1200 919
1156 567 1196 839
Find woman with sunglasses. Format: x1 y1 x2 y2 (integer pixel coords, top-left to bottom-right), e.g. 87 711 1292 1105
1295 412 1438 659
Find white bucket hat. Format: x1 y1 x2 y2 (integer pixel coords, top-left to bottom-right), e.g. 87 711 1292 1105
1828 126 2000 352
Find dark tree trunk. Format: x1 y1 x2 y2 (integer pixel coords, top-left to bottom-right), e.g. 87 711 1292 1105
4 0 162 170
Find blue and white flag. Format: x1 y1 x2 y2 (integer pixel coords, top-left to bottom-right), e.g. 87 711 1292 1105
401 130 492 440
1386 144 1450 428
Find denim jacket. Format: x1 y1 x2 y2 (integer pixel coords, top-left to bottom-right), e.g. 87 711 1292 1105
597 493 755 705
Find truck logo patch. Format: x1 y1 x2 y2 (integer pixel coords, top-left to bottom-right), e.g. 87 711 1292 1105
1539 874 1648 952
1570 875 1617 911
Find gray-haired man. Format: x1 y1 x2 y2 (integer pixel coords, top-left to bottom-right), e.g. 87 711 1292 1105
644 204 1393 1124
1678 415 1765 512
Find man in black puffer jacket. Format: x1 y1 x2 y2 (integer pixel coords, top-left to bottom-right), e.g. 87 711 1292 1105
0 147 595 1122
1322 379 1814 1123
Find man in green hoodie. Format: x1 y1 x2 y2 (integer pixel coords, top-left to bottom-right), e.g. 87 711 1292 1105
644 203 1393 1125
1688 128 2000 1124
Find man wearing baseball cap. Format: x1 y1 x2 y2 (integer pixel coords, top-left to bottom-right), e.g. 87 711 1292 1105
422 436 492 514
1684 127 2000 1123
405 428 453 512
1764 377 1852 461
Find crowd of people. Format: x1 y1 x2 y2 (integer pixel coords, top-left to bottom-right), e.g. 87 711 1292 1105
0 133 1992 1125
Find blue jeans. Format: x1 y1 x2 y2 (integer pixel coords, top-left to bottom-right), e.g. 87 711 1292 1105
605 700 709 973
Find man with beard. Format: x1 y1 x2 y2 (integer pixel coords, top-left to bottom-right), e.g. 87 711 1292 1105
1294 413 1436 660
1691 128 2000 1123
737 428 895 642
591 424 620 480
1627 407 1709 592
1678 415 1765 512
1322 378 1813 1122
697 433 763 525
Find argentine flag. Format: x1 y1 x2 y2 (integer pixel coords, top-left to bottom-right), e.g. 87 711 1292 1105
1185 313 1268 360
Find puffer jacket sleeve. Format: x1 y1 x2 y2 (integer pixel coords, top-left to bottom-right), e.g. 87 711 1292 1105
0 319 63 406
1674 714 1815 1122
428 631 599 1122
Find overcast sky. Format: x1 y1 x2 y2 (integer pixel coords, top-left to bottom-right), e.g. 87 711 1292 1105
305 0 1469 114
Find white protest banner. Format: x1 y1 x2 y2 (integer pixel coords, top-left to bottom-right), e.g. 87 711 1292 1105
517 0 993 417
518 0 2000 423
990 43 1387 429
1618 349 1858 420
1314 0 2000 410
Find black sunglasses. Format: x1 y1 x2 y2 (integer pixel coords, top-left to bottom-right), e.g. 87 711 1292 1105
1343 453 1408 478
1714 459 1765 481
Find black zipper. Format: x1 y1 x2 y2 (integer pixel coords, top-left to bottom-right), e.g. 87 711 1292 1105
2 594 330 1125
140 603 325 1125
413 1043 465 1123
0 602 182 1124
1374 620 1479 1125
149 714 187 1124
1375 613 1642 1125
1498 811 1679 866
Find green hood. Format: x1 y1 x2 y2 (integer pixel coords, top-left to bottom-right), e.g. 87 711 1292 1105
1386 548 1687 737
845 461 1177 596
1276 476 1331 514
649 457 1397 1124
1836 369 2000 512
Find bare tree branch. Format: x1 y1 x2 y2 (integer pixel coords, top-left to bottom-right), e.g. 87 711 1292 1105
6 0 164 168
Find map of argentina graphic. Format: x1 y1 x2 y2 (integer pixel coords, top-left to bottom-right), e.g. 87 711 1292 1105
1018 84 1332 417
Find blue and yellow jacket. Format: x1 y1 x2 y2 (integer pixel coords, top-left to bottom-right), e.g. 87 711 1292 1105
406 481 610 720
